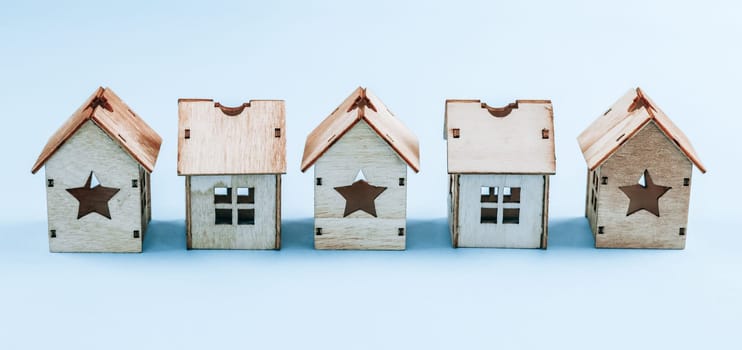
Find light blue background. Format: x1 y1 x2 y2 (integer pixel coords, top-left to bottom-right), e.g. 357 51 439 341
1 1 740 349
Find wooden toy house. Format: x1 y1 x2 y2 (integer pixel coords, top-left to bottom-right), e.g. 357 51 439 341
445 99 555 248
300 87 420 250
31 87 162 253
178 99 285 249
577 88 706 249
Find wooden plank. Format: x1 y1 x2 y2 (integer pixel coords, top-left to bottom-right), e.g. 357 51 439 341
451 174 460 247
177 100 286 175
541 175 549 249
275 174 281 250
594 122 693 249
456 174 544 248
445 100 555 174
185 175 192 249
45 121 142 253
314 218 406 250
188 174 277 249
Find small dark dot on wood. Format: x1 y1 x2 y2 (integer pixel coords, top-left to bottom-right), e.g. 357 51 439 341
316 178 322 186
398 228 404 236
452 128 460 138
132 179 138 188
399 178 405 186
598 226 605 234
274 128 281 138
133 230 140 239
315 228 322 236
47 179 54 187
601 177 608 185
50 230 56 238
679 228 686 236
184 129 191 139
683 178 690 186
541 128 549 139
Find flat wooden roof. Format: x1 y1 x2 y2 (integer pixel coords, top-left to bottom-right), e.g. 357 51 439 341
445 99 556 174
177 99 286 175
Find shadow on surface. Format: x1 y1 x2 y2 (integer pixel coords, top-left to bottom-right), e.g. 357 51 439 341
142 221 186 252
280 219 314 250
142 217 593 253
547 217 595 249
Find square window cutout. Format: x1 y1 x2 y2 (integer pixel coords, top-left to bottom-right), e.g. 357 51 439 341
214 187 231 204
237 187 255 204
215 208 232 225
480 207 498 224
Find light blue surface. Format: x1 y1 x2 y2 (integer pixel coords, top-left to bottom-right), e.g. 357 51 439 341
1 219 740 349
1 1 741 349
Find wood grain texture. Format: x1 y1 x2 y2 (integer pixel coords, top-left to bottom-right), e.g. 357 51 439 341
32 87 162 174
188 174 278 249
301 87 420 173
275 174 281 249
456 174 545 248
586 168 600 236
445 100 555 174
185 176 192 249
541 176 549 249
44 121 144 253
448 174 460 247
577 87 706 173
177 99 286 175
314 218 406 250
313 120 407 250
593 122 692 249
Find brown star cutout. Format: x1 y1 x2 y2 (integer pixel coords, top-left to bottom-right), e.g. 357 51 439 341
334 180 387 217
66 172 120 219
619 170 671 217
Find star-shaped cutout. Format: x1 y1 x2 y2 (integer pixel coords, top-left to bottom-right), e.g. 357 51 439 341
334 180 387 217
66 171 120 219
619 170 671 217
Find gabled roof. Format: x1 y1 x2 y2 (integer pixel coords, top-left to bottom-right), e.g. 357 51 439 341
577 88 706 173
300 87 420 172
31 87 162 174
177 99 286 175
445 99 556 174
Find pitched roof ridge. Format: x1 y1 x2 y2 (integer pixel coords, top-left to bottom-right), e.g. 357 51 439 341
301 87 420 172
32 87 162 174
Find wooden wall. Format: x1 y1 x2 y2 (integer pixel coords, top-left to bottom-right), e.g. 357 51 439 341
313 120 407 250
586 167 601 237
44 121 143 252
187 174 278 249
455 174 546 248
594 121 693 248
448 174 460 247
